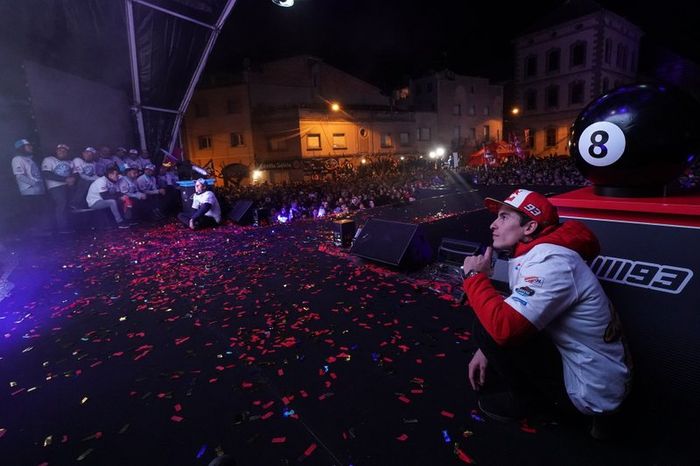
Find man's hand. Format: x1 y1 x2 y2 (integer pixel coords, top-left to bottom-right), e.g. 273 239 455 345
462 246 493 276
468 348 488 391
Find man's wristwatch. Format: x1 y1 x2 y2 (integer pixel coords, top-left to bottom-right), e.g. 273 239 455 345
460 268 480 280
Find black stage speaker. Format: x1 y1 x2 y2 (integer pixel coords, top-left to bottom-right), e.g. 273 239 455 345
228 199 254 224
333 219 356 247
350 218 432 267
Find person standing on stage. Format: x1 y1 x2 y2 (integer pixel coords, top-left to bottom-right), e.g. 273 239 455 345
461 188 631 439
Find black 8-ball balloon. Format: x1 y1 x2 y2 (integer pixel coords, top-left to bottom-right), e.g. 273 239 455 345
569 84 700 196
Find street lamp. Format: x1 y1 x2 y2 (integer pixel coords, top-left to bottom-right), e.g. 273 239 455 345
511 107 520 116
330 102 341 112
436 146 446 157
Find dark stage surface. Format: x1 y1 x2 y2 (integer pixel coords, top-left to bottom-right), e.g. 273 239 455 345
0 189 694 465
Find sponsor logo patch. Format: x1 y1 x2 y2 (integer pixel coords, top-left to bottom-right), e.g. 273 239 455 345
511 296 528 306
523 276 544 287
515 286 535 296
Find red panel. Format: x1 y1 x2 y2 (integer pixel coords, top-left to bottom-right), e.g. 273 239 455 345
551 187 700 227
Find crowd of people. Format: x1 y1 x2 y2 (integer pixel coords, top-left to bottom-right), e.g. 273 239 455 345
217 158 442 224
10 139 180 233
461 156 590 187
11 137 700 235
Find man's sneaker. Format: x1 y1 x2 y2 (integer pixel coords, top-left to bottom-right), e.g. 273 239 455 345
117 222 130 229
477 391 530 422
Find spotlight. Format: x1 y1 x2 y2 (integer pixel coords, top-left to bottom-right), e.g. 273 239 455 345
252 169 263 180
272 0 294 7
436 147 446 157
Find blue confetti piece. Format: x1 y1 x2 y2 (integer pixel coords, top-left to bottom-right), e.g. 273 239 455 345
196 444 207 459
442 430 451 443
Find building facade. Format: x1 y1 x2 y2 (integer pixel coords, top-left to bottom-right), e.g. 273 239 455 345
182 56 501 184
511 2 642 155
402 70 504 155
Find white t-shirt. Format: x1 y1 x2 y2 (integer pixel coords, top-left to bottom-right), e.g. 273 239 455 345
86 176 116 207
504 243 631 414
192 190 221 223
41 156 75 190
12 155 45 195
73 157 98 181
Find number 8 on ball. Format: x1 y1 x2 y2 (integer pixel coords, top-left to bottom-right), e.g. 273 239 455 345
577 121 627 167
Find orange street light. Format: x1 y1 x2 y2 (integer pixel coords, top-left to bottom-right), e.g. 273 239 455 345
511 107 520 116
330 102 341 112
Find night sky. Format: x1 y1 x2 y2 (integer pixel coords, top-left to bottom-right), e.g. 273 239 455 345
207 0 700 90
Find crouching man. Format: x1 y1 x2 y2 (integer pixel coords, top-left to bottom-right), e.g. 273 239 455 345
462 189 631 439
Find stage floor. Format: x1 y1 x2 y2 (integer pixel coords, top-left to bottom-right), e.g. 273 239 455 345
0 197 693 465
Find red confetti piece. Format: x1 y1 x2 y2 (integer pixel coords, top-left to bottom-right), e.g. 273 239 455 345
277 368 284 376
398 395 411 404
520 422 537 434
441 410 455 418
170 415 183 422
303 443 317 456
455 446 474 464
262 401 275 409
271 437 286 443
410 389 423 394
396 433 409 441
241 382 253 389
261 411 274 420
416 359 423 364
174 404 182 412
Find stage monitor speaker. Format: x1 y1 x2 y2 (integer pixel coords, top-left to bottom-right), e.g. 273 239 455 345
333 219 356 247
350 218 432 267
228 199 254 224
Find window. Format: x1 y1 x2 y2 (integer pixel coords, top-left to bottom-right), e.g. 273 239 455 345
525 55 537 78
381 133 393 148
621 45 628 70
524 128 535 148
307 134 321 150
546 127 557 147
227 98 240 114
268 137 287 151
453 126 461 139
602 77 610 92
469 104 476 115
332 133 347 149
525 89 537 111
546 48 561 73
604 38 612 64
483 106 490 116
571 41 587 67
545 85 559 108
616 44 623 67
230 132 244 147
399 132 410 146
194 101 209 117
569 81 585 105
418 127 431 141
452 104 461 115
469 127 476 141
483 125 490 141
630 51 636 72
197 136 211 150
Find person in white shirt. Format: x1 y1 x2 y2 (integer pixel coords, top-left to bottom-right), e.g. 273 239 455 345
71 147 98 208
462 189 631 439
41 143 77 232
86 166 128 228
177 178 220 230
117 164 147 220
11 138 50 234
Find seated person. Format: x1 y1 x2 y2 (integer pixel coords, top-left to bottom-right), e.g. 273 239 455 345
177 178 221 230
86 166 129 228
